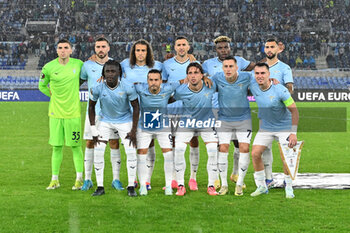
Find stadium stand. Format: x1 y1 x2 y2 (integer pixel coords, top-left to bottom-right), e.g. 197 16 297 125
0 0 350 89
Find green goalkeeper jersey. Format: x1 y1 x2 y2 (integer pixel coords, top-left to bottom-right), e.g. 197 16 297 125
39 58 84 118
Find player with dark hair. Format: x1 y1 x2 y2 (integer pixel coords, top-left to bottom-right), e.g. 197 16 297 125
172 62 219 196
249 63 298 198
39 39 84 190
202 36 255 186
135 69 188 196
162 36 201 191
121 39 163 190
212 56 254 196
89 60 139 197
80 37 124 192
262 38 294 188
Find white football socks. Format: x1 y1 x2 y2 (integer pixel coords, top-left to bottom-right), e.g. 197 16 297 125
94 143 106 187
262 146 273 180
237 152 250 186
84 147 94 180
110 149 121 181
232 147 240 175
190 146 199 180
146 146 156 183
163 151 173 187
206 143 218 187
218 152 228 186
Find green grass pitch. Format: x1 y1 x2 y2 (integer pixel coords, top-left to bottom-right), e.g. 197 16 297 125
0 102 349 233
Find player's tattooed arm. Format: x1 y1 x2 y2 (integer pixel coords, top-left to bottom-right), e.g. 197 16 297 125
126 98 139 148
88 99 99 145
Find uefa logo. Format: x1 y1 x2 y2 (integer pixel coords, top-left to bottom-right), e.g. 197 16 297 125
144 109 162 129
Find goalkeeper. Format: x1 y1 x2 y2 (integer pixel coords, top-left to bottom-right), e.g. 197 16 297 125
39 39 84 190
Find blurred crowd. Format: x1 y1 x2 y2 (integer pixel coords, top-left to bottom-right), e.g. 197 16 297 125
0 0 350 70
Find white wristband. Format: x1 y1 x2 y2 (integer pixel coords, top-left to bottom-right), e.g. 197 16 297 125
91 125 98 137
291 125 297 134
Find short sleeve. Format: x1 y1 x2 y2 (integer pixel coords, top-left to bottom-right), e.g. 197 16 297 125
126 84 138 101
90 83 100 102
283 65 293 84
279 85 291 102
202 60 208 74
235 56 250 71
162 65 169 81
80 63 88 80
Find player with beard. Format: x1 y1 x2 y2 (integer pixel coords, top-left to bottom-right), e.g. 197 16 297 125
171 62 219 196
162 36 201 191
262 38 294 188
80 37 124 191
121 39 163 190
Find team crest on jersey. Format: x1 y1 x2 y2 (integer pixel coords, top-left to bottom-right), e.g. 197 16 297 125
204 92 210 98
269 96 275 101
119 92 125 97
73 69 76 74
238 83 243 89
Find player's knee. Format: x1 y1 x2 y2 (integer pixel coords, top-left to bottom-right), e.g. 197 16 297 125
137 148 148 154
251 149 262 160
162 148 172 153
190 136 199 147
239 143 249 153
109 139 119 149
219 144 229 153
86 140 94 148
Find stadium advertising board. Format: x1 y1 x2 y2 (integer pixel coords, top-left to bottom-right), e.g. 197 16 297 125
292 89 350 102
0 90 89 102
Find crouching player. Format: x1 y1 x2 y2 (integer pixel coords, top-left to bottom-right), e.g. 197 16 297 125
250 63 299 198
135 69 184 196
89 60 140 197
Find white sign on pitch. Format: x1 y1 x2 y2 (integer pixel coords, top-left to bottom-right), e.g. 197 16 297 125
278 141 304 180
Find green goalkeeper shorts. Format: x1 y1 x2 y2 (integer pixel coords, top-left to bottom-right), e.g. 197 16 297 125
49 117 82 146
